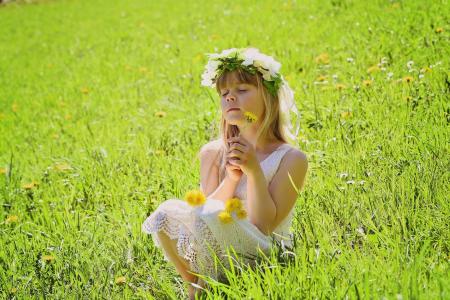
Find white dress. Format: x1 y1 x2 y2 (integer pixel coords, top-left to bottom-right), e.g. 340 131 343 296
142 143 295 282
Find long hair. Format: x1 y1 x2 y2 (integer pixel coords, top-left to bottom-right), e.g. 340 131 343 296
211 68 289 183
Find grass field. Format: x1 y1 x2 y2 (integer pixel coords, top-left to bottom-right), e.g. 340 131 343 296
0 0 449 298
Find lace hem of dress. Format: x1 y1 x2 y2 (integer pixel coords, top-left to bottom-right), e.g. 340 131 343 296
142 209 229 281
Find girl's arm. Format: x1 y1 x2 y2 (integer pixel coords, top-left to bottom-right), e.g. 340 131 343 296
207 175 240 203
199 146 239 202
246 167 277 235
247 150 308 236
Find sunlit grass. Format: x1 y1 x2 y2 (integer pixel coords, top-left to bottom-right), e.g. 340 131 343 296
0 0 448 298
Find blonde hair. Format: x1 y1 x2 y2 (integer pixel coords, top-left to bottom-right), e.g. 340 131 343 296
210 68 290 183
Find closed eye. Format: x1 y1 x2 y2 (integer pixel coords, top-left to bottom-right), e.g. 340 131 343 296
221 88 247 96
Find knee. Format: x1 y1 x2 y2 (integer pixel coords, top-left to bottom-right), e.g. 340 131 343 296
156 231 166 241
181 269 198 283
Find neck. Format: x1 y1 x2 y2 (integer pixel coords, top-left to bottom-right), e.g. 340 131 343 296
238 122 278 153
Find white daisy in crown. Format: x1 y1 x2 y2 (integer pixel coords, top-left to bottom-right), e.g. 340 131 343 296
200 47 283 96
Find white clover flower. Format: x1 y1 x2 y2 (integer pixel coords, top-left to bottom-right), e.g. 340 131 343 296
220 48 239 57
241 48 260 65
339 172 348 179
205 60 220 73
387 72 394 79
406 60 414 69
201 68 217 87
346 57 354 63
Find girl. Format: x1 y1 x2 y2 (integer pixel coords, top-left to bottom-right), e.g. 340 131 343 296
142 47 308 299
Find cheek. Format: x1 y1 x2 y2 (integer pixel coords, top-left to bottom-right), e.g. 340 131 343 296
220 99 226 109
249 93 264 114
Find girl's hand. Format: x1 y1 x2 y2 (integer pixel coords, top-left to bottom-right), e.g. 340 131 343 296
225 159 243 182
225 139 243 182
227 136 260 176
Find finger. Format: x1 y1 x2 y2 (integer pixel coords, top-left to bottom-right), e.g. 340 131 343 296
227 137 245 146
228 141 247 151
228 159 241 166
227 150 242 158
229 135 249 144
226 162 241 170
228 143 245 153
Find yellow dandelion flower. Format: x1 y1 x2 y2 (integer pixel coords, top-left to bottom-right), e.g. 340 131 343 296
22 181 38 190
53 163 72 172
209 34 221 40
5 215 18 224
0 167 7 174
336 83 347 90
12 103 18 112
218 211 233 224
52 133 60 140
184 190 206 206
435 27 444 33
193 53 203 62
155 111 167 118
236 209 247 219
225 197 243 213
65 114 72 120
10 287 17 294
314 53 330 64
80 87 90 94
403 76 414 83
340 111 353 119
154 149 165 156
42 255 54 262
420 67 432 73
115 276 126 285
244 111 258 123
362 80 372 87
367 65 381 74
139 67 148 73
316 75 327 82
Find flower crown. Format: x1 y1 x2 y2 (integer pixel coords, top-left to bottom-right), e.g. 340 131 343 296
200 47 302 144
201 48 283 97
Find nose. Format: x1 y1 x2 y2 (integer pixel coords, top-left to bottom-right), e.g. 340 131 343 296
226 94 235 102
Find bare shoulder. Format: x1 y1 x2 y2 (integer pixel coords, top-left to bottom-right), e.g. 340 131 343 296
200 138 224 154
283 145 308 166
271 144 308 190
198 139 224 168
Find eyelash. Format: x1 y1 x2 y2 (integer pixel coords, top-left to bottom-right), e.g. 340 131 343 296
222 89 246 96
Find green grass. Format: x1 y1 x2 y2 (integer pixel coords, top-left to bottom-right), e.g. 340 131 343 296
0 0 449 298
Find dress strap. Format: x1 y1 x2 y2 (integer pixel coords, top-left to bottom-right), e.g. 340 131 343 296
265 144 292 183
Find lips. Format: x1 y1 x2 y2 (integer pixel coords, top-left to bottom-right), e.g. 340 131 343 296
227 108 240 112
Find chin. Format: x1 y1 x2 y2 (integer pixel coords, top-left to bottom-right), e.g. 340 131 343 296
225 117 240 124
